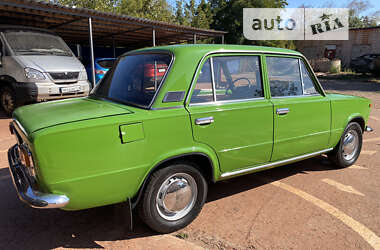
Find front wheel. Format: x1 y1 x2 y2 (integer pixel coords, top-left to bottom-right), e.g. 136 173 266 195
138 162 208 233
329 122 363 168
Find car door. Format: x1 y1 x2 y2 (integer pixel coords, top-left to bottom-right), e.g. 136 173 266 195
187 55 273 173
265 55 331 161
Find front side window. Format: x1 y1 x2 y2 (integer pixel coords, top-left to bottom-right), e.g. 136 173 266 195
267 57 302 97
300 60 319 95
4 31 72 56
190 55 263 104
92 53 171 108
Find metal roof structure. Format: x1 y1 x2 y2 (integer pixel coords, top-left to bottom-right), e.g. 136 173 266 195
0 0 226 85
0 0 226 48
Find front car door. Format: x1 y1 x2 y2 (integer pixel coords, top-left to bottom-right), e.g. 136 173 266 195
265 55 331 161
187 54 273 173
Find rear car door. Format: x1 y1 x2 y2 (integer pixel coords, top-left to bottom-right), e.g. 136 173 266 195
187 54 273 173
265 55 331 161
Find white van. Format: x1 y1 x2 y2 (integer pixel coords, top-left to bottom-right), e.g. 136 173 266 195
0 26 90 115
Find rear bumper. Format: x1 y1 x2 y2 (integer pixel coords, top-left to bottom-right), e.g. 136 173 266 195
7 144 69 208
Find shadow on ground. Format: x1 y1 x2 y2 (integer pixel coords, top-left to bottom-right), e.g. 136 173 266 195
320 79 380 92
0 156 337 249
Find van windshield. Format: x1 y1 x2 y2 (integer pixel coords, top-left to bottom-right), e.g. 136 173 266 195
4 31 73 56
91 53 172 108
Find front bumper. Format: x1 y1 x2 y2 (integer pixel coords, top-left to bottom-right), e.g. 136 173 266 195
7 144 69 208
365 126 373 132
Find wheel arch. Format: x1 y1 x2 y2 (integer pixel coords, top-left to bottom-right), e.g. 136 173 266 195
131 151 219 208
348 115 365 132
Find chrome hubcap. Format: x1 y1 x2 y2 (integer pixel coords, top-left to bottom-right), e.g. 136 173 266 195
156 173 197 221
342 130 359 161
1 91 14 113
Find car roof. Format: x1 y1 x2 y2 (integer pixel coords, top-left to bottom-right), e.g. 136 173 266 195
128 44 303 57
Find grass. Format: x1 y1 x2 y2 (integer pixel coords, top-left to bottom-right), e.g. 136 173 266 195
175 232 189 240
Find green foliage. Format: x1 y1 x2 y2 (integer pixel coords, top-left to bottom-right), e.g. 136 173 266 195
348 0 378 28
209 0 292 47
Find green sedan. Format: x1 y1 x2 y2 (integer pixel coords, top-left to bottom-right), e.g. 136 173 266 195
7 44 372 233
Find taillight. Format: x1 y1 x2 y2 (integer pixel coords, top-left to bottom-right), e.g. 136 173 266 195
369 103 372 108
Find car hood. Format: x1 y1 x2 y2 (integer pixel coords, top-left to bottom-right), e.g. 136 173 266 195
16 55 85 72
13 97 133 135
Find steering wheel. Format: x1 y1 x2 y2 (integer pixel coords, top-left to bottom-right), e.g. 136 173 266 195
226 77 252 95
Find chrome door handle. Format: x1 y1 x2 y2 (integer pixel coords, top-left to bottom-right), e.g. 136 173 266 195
195 116 214 125
276 108 290 115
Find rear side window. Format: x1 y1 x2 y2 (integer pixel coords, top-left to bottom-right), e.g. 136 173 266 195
266 57 302 97
212 56 263 101
190 55 263 104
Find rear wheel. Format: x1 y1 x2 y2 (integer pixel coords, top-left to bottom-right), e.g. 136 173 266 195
0 86 17 116
329 122 362 168
138 162 208 233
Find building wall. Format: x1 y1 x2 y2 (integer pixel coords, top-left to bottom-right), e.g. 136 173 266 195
296 27 380 68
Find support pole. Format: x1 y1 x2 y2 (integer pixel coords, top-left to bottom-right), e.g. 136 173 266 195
152 28 156 47
194 34 197 44
221 35 224 44
88 17 96 88
112 37 116 58
76 44 81 58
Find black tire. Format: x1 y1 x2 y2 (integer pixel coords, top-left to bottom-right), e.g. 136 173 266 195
0 86 17 116
138 162 208 233
328 122 362 168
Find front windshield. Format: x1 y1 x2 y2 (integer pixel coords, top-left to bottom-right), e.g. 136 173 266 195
4 31 73 56
92 53 172 108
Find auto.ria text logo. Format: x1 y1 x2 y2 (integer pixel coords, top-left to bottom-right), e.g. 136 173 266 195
243 8 348 40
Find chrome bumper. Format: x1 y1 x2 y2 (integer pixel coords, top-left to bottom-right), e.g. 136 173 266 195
7 144 69 208
365 126 373 132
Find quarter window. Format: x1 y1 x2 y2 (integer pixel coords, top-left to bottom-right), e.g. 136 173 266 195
190 59 214 104
267 57 303 97
300 60 319 95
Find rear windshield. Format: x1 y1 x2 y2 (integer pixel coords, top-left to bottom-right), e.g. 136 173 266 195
97 59 116 69
4 31 73 56
91 53 172 108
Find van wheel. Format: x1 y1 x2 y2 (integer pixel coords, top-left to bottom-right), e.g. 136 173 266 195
0 86 17 116
328 122 362 168
138 162 208 233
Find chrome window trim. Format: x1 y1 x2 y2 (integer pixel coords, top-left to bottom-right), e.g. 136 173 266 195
151 105 183 110
298 58 305 94
271 94 321 99
185 49 326 107
298 59 322 97
210 57 217 102
189 97 266 107
220 148 333 178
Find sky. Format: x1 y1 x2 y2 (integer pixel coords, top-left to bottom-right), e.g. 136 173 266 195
287 0 380 15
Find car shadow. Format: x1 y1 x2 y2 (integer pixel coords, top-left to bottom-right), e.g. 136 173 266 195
0 156 337 249
320 79 380 92
0 110 10 119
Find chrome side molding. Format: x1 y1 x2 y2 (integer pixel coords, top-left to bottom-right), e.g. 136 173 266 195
220 148 333 178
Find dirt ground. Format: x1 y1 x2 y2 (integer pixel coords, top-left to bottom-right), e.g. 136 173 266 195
0 79 379 250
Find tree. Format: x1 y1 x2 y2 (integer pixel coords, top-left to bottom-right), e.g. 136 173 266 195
117 0 175 23
348 0 377 28
56 0 117 12
209 0 291 47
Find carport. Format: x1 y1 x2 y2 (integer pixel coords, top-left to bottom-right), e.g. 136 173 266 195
0 0 226 86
